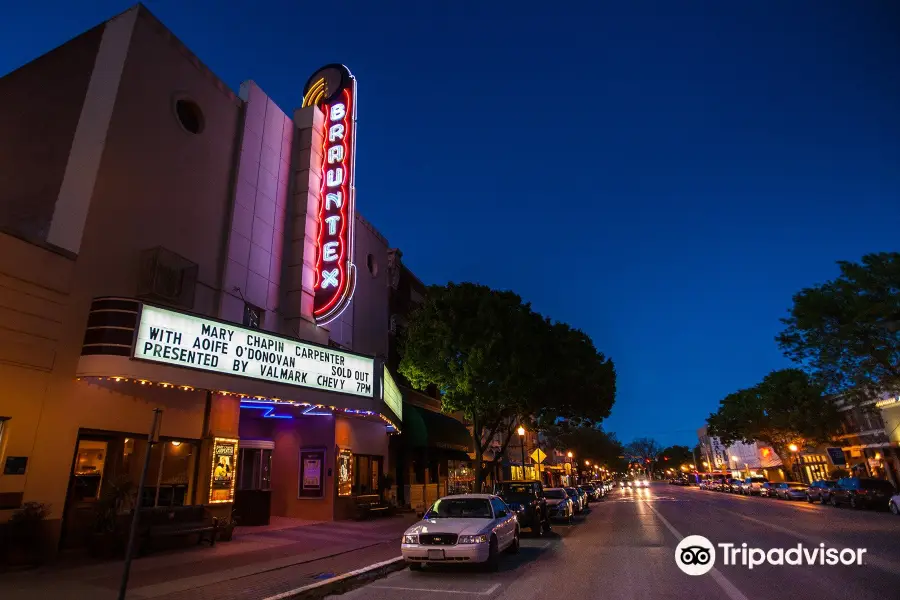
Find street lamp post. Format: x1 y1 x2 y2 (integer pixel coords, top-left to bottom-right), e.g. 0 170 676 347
517 426 526 479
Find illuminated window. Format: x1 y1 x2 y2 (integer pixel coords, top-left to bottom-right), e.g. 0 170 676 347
73 440 108 501
338 450 353 497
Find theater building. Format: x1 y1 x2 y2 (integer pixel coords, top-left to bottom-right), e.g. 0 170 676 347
0 4 400 554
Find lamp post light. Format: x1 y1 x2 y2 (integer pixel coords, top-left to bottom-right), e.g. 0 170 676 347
517 426 526 479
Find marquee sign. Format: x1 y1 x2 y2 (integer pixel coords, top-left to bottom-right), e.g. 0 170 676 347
302 65 358 326
133 305 375 397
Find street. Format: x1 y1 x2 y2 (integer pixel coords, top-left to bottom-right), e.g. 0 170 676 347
330 484 900 600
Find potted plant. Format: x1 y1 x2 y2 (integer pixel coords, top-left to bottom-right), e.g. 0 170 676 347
4 502 51 567
89 476 134 558
218 507 238 542
379 474 397 507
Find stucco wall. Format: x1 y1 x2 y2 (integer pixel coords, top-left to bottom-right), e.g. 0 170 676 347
270 416 336 521
0 26 103 242
0 234 75 518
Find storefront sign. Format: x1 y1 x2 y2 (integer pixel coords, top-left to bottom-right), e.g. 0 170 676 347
209 437 238 503
826 447 846 466
301 65 358 326
299 448 326 498
382 367 402 421
134 305 375 397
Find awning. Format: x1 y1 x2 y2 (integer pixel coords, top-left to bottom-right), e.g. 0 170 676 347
403 402 474 459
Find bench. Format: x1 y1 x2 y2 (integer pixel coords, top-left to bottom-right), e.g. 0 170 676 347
137 506 218 555
354 494 391 519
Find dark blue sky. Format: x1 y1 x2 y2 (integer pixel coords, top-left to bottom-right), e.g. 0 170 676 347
3 1 899 448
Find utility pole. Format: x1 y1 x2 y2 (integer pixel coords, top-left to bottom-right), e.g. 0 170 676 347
119 408 163 600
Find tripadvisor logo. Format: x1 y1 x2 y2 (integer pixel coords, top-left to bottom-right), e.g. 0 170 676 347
675 535 868 575
675 535 716 575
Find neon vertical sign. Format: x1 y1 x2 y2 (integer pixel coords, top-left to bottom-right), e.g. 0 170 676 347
301 65 358 326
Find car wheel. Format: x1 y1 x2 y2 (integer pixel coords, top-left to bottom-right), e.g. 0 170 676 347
567 513 574 524
890 501 899 516
408 561 423 571
820 495 828 505
485 536 500 572
831 495 839 507
506 528 520 554
850 495 858 509
806 494 814 503
543 517 552 534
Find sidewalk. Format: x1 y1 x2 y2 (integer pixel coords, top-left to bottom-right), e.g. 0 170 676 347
0 514 417 600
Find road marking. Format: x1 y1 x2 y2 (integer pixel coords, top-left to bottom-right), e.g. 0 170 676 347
261 556 404 600
728 510 900 576
641 500 750 600
371 582 501 595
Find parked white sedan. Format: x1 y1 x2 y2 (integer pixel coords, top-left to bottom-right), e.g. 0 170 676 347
402 494 520 571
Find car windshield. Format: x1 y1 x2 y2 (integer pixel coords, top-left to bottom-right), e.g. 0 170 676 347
861 480 894 492
545 489 567 499
425 498 493 519
499 483 533 497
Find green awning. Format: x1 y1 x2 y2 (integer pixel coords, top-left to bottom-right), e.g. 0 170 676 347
403 402 474 456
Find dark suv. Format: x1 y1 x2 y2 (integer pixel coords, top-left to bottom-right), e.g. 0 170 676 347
495 480 551 536
830 477 896 509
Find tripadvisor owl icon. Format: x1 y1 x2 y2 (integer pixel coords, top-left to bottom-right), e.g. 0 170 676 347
675 535 716 575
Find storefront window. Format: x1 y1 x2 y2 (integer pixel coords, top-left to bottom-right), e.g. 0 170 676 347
338 450 353 497
353 455 381 495
448 461 473 495
73 440 107 501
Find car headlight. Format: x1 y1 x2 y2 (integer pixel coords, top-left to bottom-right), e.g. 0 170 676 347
458 534 489 544
402 534 418 544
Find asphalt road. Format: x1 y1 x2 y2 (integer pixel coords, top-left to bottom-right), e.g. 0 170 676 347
330 483 900 600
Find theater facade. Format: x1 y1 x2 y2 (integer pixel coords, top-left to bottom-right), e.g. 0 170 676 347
0 4 401 554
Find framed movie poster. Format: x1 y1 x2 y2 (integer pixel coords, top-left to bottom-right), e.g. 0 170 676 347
209 437 238 503
299 448 326 498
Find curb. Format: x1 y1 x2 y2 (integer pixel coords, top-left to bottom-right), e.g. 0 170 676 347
260 556 406 600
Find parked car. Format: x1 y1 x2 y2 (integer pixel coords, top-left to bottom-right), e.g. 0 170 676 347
733 480 748 494
582 483 601 501
890 493 900 515
775 482 809 500
495 480 551 535
759 482 780 497
721 478 741 493
544 487 574 523
698 479 712 490
806 479 838 504
830 477 897 510
742 477 769 496
576 486 590 507
402 494 519 571
565 487 583 513
709 478 726 491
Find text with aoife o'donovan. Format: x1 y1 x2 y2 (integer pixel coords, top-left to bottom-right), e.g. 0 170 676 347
133 306 374 397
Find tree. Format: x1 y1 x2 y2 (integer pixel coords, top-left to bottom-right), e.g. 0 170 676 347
777 252 900 403
706 369 841 479
399 282 616 488
657 445 694 469
625 437 661 475
545 425 624 474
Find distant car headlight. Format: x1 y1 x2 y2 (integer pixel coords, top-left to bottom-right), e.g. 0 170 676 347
458 534 489 544
402 534 419 544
